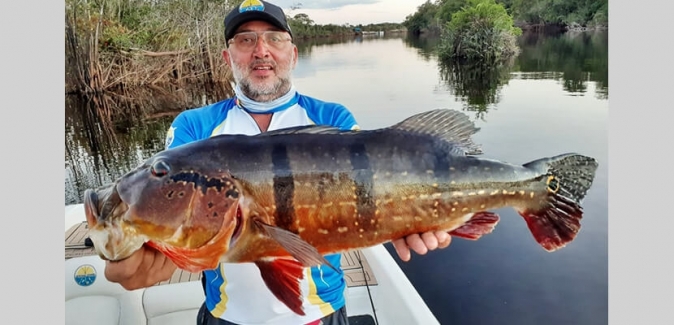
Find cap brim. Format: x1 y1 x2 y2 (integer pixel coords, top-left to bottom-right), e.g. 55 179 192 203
225 12 290 41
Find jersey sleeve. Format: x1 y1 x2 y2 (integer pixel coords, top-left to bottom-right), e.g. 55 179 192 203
164 112 199 150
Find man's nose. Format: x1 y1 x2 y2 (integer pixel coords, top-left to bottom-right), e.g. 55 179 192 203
252 37 270 57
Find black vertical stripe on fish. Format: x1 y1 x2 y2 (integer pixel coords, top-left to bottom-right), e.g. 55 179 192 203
349 142 376 222
271 143 296 232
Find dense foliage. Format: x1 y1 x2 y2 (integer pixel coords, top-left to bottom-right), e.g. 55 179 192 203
437 0 522 61
403 0 608 34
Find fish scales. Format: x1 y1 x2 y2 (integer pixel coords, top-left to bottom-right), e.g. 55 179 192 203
221 130 548 258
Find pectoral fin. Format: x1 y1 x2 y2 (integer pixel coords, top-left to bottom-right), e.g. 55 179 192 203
255 259 306 316
255 220 338 271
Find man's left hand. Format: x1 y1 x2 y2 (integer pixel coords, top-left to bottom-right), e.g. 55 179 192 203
392 231 452 262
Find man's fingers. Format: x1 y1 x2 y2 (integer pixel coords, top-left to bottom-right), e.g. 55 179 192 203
103 245 177 290
392 238 411 262
421 232 439 251
393 232 453 262
435 231 452 249
405 233 428 256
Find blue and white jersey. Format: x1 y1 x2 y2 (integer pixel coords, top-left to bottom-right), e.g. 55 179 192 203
164 92 359 325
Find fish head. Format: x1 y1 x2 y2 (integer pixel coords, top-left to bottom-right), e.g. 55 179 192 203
84 153 244 270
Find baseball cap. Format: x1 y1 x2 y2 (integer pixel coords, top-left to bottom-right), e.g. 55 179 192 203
224 0 293 42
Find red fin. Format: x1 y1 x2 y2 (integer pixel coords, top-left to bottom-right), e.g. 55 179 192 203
255 220 337 272
518 194 583 252
449 211 500 240
255 259 306 316
146 241 221 273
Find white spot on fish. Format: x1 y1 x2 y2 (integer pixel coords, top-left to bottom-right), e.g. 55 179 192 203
452 191 464 197
318 229 329 235
414 217 423 221
338 227 348 233
530 192 535 198
401 171 408 176
478 190 485 195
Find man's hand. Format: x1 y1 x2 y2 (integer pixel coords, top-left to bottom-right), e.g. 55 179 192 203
104 244 177 290
392 231 452 262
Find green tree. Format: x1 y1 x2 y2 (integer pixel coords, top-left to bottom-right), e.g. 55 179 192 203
438 0 522 62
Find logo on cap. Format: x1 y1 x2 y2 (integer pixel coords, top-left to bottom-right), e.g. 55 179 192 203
239 0 264 13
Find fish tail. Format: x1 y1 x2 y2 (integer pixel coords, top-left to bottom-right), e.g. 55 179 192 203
518 153 598 251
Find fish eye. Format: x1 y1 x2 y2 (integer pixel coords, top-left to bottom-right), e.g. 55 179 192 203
151 160 171 177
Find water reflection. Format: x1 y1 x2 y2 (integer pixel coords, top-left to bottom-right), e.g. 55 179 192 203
514 31 608 99
400 30 609 101
438 59 514 118
402 33 441 62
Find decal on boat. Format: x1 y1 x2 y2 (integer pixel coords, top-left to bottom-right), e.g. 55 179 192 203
74 264 97 287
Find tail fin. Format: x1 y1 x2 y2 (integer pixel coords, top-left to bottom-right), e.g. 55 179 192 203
519 153 599 251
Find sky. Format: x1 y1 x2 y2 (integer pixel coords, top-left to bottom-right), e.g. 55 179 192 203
269 0 429 25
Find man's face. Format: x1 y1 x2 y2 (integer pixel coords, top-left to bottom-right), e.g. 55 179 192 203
223 20 298 102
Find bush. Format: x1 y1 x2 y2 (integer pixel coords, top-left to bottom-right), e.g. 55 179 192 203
438 0 522 62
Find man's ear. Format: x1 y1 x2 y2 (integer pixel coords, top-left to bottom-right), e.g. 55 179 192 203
222 49 232 67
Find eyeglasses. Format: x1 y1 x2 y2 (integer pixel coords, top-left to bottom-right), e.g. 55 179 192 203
228 31 292 51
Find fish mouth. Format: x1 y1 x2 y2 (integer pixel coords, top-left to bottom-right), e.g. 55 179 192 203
83 183 143 261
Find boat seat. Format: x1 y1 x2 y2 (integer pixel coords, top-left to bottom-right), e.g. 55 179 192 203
143 280 205 325
65 255 146 325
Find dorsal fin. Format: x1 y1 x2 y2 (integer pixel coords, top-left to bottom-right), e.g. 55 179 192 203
390 109 483 155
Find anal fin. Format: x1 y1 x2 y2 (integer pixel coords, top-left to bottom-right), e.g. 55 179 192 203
255 259 306 316
449 211 500 240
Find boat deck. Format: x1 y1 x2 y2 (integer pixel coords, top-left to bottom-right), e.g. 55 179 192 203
65 221 378 288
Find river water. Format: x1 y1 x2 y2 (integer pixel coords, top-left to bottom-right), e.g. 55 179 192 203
65 30 608 325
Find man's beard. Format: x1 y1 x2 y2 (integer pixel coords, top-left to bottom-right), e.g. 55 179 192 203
231 57 293 102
